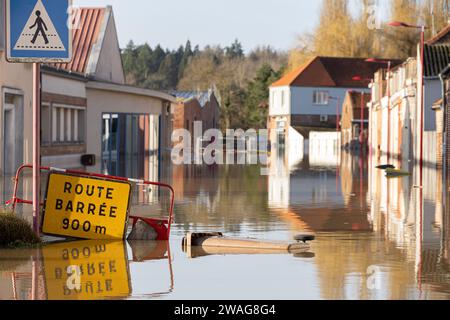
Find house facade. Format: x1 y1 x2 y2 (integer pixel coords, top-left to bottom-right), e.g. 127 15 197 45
369 58 417 169
340 91 371 151
268 57 388 159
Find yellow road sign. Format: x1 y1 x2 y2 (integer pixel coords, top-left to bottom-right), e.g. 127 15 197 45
42 173 132 240
42 241 131 300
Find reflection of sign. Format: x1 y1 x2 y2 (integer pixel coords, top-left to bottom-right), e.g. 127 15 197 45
6 0 72 62
42 173 131 240
42 241 131 300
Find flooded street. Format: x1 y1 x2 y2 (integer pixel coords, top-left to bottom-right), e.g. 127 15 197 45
1 152 450 300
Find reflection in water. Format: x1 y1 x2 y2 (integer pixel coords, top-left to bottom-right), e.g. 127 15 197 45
2 144 450 299
0 241 173 300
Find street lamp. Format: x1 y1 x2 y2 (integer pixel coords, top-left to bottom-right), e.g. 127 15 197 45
366 58 393 161
388 21 427 187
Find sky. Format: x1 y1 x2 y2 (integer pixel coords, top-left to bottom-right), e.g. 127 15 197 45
73 0 322 52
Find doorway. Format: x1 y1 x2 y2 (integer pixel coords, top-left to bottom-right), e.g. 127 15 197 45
102 113 160 181
2 91 24 176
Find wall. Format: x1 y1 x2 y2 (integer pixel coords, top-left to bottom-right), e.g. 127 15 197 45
291 87 370 116
424 79 441 131
202 94 220 131
92 11 125 84
42 74 86 98
423 131 437 168
173 99 202 134
269 86 290 116
0 52 33 175
0 1 5 51
288 126 304 165
40 73 88 168
86 86 164 173
309 132 340 167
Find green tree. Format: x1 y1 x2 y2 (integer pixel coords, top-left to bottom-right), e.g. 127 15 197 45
244 64 282 129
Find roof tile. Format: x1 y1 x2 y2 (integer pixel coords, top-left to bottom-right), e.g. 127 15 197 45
49 8 106 75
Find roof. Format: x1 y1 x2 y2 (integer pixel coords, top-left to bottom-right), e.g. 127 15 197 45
87 81 177 103
427 23 450 45
271 56 399 88
170 91 213 108
49 7 109 75
424 44 450 77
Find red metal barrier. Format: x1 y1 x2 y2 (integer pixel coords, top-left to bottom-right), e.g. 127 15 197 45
5 164 174 240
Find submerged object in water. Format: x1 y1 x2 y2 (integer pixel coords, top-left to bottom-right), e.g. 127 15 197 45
294 233 316 243
385 168 410 177
182 232 312 258
376 164 395 170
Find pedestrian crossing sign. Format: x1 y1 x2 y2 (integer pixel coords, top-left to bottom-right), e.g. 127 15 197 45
5 0 72 63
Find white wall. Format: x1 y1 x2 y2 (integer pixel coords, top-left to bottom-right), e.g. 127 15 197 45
288 126 304 166
42 74 86 97
309 131 340 167
269 86 290 116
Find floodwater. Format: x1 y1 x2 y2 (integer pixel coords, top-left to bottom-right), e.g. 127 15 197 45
1 150 450 300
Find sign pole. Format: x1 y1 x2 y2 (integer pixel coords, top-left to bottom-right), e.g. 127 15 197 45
33 62 41 233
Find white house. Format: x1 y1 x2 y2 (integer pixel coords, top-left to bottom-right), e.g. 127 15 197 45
268 57 388 160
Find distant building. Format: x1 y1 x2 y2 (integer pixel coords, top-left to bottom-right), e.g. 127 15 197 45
340 91 371 151
268 56 389 158
170 89 220 138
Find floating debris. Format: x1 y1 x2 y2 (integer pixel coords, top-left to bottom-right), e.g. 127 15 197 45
182 232 313 258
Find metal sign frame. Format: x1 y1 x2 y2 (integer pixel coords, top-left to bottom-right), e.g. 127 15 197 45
42 172 133 240
4 0 73 63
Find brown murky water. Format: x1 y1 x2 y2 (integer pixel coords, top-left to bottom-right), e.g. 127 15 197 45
1 151 450 300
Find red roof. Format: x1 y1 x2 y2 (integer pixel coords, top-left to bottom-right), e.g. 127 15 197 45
271 56 397 88
50 8 106 74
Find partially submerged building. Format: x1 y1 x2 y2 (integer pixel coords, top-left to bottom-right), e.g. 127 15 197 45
171 90 220 134
369 58 417 169
268 56 388 161
1 5 177 184
340 91 371 151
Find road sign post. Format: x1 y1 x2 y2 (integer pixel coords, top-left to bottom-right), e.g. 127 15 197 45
32 62 41 233
5 0 72 233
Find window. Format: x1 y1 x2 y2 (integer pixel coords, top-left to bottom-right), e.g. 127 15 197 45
50 104 86 144
41 104 51 144
313 91 329 105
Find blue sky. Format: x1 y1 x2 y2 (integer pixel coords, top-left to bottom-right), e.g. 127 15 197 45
73 0 322 52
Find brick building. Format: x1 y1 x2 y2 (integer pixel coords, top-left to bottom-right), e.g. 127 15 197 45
171 89 221 137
